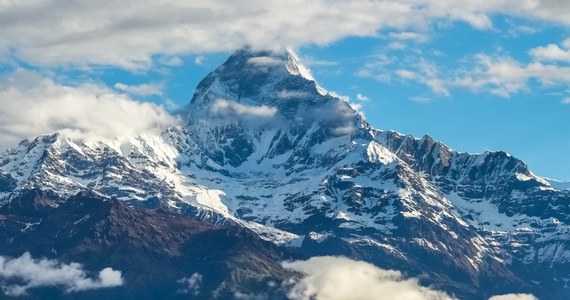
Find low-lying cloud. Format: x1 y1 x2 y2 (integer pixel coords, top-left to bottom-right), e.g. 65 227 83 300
283 257 539 300
488 294 538 300
0 69 178 150
177 273 203 296
283 256 454 300
0 252 123 296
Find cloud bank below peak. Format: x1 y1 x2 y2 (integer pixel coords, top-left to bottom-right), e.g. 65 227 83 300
0 69 178 150
282 256 538 300
0 252 123 297
2 0 570 69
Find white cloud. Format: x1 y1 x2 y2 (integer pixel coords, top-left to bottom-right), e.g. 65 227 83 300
530 41 570 63
194 55 205 65
159 56 183 67
177 273 202 296
277 90 311 99
247 56 283 66
0 0 420 69
356 54 396 83
397 60 450 96
0 69 178 149
114 82 163 96
397 69 417 79
389 32 428 43
283 256 455 300
488 293 538 300
210 99 278 118
561 97 570 105
356 93 370 101
455 54 570 97
0 252 123 296
3 0 570 69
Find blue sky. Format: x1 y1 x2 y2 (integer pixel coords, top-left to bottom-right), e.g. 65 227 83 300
0 1 569 180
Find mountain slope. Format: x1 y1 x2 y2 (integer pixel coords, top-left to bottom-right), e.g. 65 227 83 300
1 48 569 299
0 189 296 299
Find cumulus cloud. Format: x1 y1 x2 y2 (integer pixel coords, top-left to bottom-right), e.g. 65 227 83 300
283 256 455 300
0 69 178 149
488 293 538 300
529 40 570 63
177 273 202 296
0 252 123 296
3 0 570 69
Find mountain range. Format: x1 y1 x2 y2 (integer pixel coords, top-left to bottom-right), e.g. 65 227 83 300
1 48 569 299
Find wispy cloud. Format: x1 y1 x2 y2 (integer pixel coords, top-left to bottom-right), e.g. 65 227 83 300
0 252 123 296
114 82 163 97
455 54 570 97
210 99 277 118
396 60 450 96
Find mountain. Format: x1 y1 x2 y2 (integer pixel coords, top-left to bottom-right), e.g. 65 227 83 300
0 189 296 299
546 178 570 191
1 48 570 299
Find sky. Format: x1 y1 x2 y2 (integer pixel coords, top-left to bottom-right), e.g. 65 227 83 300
0 0 569 180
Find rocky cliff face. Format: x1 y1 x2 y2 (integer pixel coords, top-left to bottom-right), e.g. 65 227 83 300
1 48 569 299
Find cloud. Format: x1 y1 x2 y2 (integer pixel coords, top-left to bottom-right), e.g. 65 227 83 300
114 82 163 96
4 0 570 69
529 41 570 63
488 294 538 300
455 54 570 97
0 0 419 69
562 97 570 105
247 56 283 66
396 60 450 96
389 32 428 43
356 54 396 83
177 273 202 296
283 256 455 300
0 69 178 149
356 93 370 101
208 99 279 127
210 99 278 118
276 90 312 99
158 56 184 67
0 252 123 296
